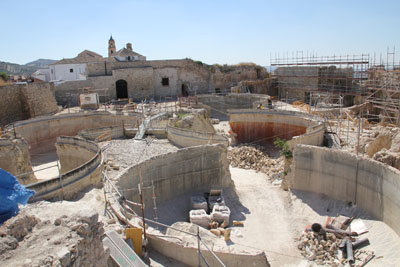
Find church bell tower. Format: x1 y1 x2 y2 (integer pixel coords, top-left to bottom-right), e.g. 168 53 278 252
108 35 116 57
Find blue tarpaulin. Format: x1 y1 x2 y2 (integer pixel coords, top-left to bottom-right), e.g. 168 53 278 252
0 168 35 224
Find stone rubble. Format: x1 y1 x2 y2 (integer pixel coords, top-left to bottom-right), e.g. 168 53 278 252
298 231 342 266
227 144 284 178
0 209 108 267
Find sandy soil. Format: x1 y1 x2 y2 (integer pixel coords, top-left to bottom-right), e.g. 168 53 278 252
228 167 400 266
30 150 59 180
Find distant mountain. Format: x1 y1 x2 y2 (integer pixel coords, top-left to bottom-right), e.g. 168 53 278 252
25 59 57 69
0 61 37 76
0 58 57 76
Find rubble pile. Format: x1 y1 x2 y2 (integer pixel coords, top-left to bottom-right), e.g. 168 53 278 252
228 144 284 177
298 217 375 266
0 210 108 267
298 231 341 265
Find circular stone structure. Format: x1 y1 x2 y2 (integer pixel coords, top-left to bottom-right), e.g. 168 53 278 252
228 109 324 147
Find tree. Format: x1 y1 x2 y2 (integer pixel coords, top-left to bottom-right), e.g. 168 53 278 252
0 72 8 81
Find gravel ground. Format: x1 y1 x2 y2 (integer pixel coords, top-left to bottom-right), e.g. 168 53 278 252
101 137 179 180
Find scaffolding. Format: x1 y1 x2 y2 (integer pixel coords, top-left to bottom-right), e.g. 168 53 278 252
270 49 400 125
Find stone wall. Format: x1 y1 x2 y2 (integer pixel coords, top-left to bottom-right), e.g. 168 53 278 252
116 144 232 209
290 145 400 237
113 67 154 101
153 67 179 98
0 138 37 185
27 136 103 201
274 66 319 101
0 82 58 125
22 82 58 118
0 84 27 125
54 59 267 105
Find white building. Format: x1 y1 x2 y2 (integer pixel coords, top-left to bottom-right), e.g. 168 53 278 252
32 68 50 82
49 50 103 82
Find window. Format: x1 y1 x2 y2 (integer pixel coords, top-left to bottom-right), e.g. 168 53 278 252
161 78 169 86
70 68 74 73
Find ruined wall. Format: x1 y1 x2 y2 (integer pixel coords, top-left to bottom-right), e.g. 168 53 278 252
21 82 58 117
274 66 319 101
12 112 141 154
213 64 267 91
290 145 400 237
0 83 58 125
0 84 28 125
0 138 37 185
28 136 103 201
0 209 108 266
117 144 232 209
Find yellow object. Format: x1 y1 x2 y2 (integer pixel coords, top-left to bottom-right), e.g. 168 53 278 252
126 228 143 256
233 221 244 227
224 228 232 241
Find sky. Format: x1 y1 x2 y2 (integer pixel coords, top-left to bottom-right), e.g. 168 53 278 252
1 0 400 66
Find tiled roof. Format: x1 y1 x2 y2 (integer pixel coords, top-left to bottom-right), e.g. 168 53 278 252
51 50 104 65
115 48 143 57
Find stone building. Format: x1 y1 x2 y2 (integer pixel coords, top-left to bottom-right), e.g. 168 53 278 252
53 36 268 105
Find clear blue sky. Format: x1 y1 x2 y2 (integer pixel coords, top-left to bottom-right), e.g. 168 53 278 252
1 0 399 66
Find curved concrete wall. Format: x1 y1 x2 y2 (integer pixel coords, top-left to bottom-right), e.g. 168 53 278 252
12 112 141 154
78 126 125 141
229 109 324 147
148 234 269 267
167 125 229 148
198 94 269 120
117 144 232 208
290 145 400 237
27 136 103 201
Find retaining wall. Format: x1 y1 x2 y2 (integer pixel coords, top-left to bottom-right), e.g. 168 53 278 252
78 126 125 141
229 109 324 147
290 145 400 237
12 112 141 154
148 234 269 267
167 125 229 148
197 94 269 120
27 136 103 201
116 144 232 209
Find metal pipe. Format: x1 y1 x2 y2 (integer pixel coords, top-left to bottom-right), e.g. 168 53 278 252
352 237 369 250
346 238 354 264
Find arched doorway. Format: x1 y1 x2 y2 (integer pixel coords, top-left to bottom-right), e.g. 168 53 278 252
181 84 189 97
116 80 128 99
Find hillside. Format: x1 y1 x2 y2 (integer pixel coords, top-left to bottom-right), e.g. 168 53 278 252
25 59 57 68
0 58 57 76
